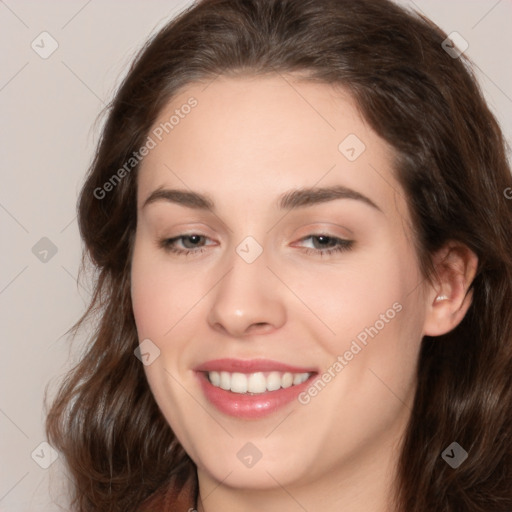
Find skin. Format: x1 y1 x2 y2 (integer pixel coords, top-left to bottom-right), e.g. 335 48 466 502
130 75 478 512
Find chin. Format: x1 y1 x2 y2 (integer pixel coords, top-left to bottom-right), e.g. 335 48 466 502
199 457 307 490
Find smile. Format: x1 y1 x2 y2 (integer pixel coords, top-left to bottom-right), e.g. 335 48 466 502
207 371 312 394
194 359 318 419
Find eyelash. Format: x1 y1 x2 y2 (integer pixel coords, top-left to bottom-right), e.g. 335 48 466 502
159 234 354 258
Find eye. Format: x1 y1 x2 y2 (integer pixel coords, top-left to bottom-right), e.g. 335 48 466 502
159 234 215 255
295 234 354 257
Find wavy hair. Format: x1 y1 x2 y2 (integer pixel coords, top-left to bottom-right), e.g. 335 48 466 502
45 0 512 510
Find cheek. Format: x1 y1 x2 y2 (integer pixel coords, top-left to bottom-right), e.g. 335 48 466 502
289 249 414 344
130 240 200 340
131 245 174 348
291 240 424 397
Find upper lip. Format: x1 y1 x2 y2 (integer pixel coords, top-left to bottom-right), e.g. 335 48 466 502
194 358 317 374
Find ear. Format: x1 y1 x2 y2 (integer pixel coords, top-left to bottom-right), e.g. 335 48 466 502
423 241 479 337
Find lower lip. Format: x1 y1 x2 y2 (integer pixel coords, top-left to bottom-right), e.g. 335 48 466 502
196 372 316 419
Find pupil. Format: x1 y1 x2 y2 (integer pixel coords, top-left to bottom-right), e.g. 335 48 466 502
184 235 202 248
313 235 337 249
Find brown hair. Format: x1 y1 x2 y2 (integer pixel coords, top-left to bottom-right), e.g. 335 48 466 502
45 0 512 510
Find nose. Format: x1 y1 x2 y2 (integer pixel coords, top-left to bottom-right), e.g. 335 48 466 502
207 249 286 338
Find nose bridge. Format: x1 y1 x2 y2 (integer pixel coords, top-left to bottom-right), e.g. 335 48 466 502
207 239 286 336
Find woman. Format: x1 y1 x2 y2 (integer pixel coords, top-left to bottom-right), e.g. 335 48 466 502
46 0 512 510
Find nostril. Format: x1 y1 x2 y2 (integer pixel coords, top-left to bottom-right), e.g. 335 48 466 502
253 322 271 329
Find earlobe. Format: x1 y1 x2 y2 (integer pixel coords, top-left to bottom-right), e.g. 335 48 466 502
423 242 478 337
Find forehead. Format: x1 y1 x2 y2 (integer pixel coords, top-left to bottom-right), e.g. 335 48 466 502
137 74 403 218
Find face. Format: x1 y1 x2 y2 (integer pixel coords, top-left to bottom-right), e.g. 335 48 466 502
131 75 430 491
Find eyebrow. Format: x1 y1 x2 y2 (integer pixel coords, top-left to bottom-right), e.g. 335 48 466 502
142 185 382 213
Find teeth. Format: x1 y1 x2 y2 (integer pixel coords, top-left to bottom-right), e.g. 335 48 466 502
207 371 310 394
231 372 248 393
267 371 282 391
293 373 304 385
209 371 221 387
220 371 230 390
281 372 293 388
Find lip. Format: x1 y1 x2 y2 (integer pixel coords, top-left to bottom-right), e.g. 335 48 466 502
194 358 317 374
194 358 318 419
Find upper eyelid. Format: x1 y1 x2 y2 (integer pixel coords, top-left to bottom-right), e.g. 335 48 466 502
169 232 351 239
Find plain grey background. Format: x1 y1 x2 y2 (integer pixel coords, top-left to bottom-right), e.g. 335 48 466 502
1 1 511 510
